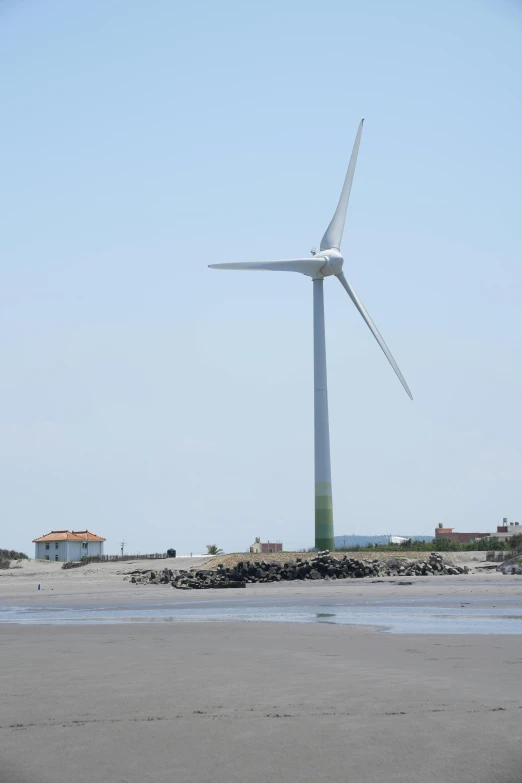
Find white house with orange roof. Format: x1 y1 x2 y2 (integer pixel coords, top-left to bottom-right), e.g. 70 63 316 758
33 530 106 562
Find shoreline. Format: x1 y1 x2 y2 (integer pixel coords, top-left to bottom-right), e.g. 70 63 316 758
2 570 522 635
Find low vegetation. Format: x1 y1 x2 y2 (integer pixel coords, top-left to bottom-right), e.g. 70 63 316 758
335 533 522 554
0 549 28 561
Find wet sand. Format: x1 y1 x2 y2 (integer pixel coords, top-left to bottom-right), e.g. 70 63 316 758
2 565 522 782
2 620 522 783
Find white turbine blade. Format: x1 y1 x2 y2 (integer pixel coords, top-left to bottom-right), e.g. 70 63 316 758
320 119 364 251
209 259 326 277
337 272 413 400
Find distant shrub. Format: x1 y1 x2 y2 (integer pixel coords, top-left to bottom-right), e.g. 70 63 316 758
335 536 519 554
509 533 522 551
0 549 28 560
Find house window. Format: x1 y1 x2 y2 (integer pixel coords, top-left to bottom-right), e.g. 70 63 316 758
82 543 88 550
45 543 50 550
55 543 59 550
55 555 59 561
45 555 49 561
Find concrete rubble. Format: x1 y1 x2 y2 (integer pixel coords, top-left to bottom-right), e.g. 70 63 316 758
124 551 469 590
497 557 522 576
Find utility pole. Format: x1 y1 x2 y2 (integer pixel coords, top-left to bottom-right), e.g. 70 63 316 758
120 539 126 558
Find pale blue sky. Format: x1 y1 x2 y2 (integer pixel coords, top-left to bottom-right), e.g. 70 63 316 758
1 0 521 555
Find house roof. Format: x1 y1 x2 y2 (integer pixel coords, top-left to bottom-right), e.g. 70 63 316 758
71 530 106 541
32 529 106 543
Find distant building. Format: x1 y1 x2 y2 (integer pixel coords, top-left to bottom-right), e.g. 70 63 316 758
434 525 490 544
33 530 106 562
435 519 520 544
389 536 410 545
249 537 283 554
492 519 520 540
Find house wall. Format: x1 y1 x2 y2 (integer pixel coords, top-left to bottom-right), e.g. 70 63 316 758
35 540 104 562
261 543 283 553
66 541 82 561
88 541 103 557
250 542 283 554
35 541 69 561
66 540 104 560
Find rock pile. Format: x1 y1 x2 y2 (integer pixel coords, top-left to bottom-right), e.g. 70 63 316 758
498 558 522 575
125 567 245 589
125 551 469 590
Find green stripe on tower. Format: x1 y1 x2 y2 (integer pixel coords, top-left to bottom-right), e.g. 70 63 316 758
315 482 334 551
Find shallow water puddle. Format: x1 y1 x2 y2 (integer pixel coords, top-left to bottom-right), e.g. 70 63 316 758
1 599 522 633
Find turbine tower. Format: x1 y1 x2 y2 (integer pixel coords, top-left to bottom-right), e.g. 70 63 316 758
209 120 412 551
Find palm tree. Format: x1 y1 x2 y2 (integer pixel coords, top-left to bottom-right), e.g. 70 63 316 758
206 544 223 555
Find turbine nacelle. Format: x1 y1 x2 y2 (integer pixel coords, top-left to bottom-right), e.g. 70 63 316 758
313 248 343 278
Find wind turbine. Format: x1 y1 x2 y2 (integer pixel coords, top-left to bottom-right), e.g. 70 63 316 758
209 120 412 552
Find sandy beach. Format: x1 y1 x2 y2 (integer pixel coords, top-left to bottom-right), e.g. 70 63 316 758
0 550 496 604
1 561 522 783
